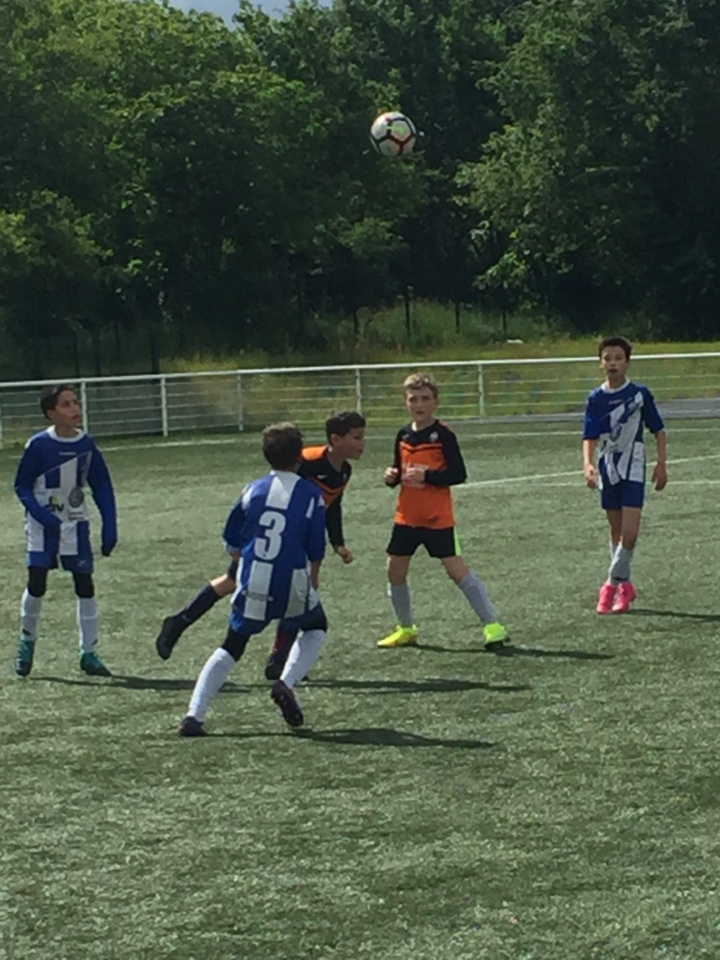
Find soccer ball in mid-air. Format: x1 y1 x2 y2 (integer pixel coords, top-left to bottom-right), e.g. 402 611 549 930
370 111 417 157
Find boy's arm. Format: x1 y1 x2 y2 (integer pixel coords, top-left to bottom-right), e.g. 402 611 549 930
13 442 62 530
88 447 118 556
325 497 352 563
582 439 598 488
223 495 247 554
423 429 467 486
652 429 668 490
384 433 402 487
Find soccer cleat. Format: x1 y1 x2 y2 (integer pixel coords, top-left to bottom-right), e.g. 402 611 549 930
612 581 637 614
483 621 510 648
156 615 184 661
270 679 304 728
178 715 206 737
15 633 36 677
80 651 112 677
596 581 617 615
377 625 419 648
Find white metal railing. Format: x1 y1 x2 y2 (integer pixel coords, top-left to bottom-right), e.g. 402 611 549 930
1 353 719 447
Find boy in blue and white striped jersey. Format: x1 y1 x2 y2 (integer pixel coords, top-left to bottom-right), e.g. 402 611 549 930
582 337 668 614
179 422 327 736
13 384 117 677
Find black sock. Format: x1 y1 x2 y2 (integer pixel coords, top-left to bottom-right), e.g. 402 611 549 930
179 583 222 626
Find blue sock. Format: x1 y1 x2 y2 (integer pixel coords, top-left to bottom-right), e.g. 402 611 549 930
179 583 221 625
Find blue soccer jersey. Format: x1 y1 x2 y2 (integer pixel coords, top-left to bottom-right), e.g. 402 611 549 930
14 427 117 571
583 380 664 490
223 471 326 633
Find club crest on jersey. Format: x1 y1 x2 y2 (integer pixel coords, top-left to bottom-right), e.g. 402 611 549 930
430 431 438 442
68 486 85 508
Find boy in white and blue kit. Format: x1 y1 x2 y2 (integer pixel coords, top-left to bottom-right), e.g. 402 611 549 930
582 337 668 614
13 384 117 676
179 422 328 736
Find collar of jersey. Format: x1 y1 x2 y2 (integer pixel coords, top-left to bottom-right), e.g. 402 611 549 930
46 426 85 443
601 380 630 394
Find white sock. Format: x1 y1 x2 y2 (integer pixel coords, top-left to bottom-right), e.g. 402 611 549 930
77 597 100 653
188 649 235 722
281 629 325 689
21 590 43 639
609 546 634 586
389 583 414 627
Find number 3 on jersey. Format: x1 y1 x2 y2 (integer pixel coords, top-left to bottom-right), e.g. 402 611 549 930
256 510 286 560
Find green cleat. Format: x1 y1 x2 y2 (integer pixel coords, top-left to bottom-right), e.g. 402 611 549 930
15 632 36 677
377 625 419 648
80 651 112 677
483 621 510 649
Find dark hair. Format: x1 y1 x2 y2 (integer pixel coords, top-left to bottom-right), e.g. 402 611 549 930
598 336 632 360
403 372 439 399
262 422 303 471
40 383 77 419
325 410 366 442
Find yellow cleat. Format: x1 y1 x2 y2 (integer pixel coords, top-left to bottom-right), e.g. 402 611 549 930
483 622 510 648
377 625 419 648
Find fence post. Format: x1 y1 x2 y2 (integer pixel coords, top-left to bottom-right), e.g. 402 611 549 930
160 375 169 437
0 402 3 449
80 380 89 432
477 363 486 418
237 373 244 432
354 367 363 413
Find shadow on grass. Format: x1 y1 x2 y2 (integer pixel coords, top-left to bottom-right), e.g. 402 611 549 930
629 608 720 622
419 643 613 661
31 675 246 693
213 727 495 749
305 677 530 694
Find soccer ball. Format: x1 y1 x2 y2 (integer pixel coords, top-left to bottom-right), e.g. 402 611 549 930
370 111 417 157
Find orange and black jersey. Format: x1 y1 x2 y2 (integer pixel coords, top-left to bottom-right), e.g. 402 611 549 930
300 446 352 548
390 420 467 529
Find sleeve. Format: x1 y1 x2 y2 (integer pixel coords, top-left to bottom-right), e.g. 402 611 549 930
386 431 403 487
87 445 117 556
641 387 665 434
13 440 62 530
307 493 326 563
324 496 344 548
582 395 601 440
424 429 467 487
223 494 247 554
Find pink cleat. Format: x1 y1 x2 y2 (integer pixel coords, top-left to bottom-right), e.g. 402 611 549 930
596 582 617 615
612 581 637 613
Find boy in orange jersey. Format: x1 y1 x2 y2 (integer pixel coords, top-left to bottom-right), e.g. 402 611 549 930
155 411 366 676
378 373 509 649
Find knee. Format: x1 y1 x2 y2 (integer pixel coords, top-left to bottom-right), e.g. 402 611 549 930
73 573 95 599
222 629 249 661
27 567 48 598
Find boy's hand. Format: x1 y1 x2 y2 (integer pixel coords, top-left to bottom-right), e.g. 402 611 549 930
404 465 427 486
584 464 598 489
384 466 399 486
334 545 353 564
101 534 117 557
652 462 668 491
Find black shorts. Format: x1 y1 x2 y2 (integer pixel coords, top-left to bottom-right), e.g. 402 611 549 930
386 524 460 559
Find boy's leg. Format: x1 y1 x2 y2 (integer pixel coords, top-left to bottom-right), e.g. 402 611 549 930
271 607 328 728
597 504 623 613
179 627 250 736
378 553 417 647
73 572 111 677
16 566 48 677
610 506 642 612
442 551 509 648
157 571 235 660
264 620 299 680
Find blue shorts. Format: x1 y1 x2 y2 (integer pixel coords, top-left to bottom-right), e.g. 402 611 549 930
230 601 327 637
28 550 94 574
600 479 645 511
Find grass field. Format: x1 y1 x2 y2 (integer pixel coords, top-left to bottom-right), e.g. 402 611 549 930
2 421 720 959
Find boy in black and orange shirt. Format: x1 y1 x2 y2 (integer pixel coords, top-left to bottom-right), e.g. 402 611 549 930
378 373 508 649
156 411 365 675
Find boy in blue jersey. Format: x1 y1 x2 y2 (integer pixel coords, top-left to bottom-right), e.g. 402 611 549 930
583 337 667 614
179 422 328 736
13 384 117 676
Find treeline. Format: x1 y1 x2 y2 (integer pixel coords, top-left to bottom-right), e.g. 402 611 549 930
1 0 719 376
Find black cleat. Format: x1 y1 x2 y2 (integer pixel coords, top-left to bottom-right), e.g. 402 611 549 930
178 716 206 737
156 616 184 661
270 680 304 728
